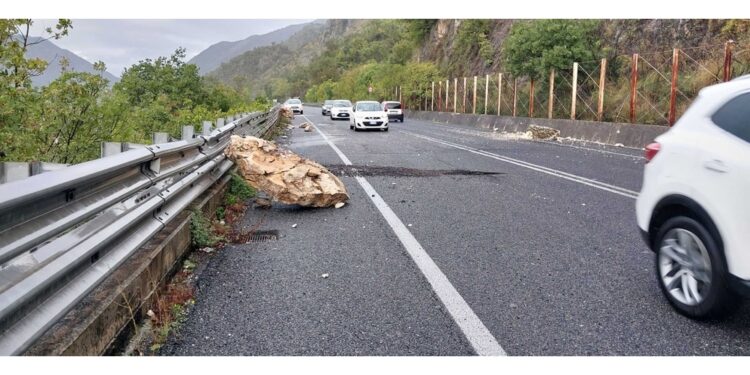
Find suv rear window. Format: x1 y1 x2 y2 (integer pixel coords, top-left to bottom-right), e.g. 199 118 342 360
711 92 750 143
384 102 402 109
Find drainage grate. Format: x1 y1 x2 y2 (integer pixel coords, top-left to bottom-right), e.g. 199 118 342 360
246 230 279 243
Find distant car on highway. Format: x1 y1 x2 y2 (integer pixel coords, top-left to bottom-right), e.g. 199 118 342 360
636 76 750 319
381 101 403 122
329 100 353 121
322 100 335 115
283 98 303 114
350 101 389 131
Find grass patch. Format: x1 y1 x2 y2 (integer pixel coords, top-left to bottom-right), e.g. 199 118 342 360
190 208 224 248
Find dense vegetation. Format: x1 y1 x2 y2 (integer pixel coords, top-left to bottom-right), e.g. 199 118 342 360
0 19 266 164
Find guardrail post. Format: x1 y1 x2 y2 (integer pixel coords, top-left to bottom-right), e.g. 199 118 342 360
30 161 68 176
548 69 555 119
598 59 607 122
668 49 679 126
101 142 123 157
571 62 578 120
0 162 31 183
630 53 639 123
181 126 195 140
497 73 503 115
202 121 212 136
723 40 734 82
216 118 225 128
153 132 169 144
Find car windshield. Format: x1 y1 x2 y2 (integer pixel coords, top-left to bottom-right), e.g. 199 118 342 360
357 102 382 112
385 102 402 109
286 99 301 104
324 100 334 105
333 100 351 107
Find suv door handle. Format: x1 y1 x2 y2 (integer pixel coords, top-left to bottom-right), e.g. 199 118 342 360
703 159 728 173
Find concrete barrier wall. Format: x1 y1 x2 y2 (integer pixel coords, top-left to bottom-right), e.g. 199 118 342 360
405 110 669 148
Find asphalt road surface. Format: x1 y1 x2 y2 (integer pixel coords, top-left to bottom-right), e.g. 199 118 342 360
163 106 750 356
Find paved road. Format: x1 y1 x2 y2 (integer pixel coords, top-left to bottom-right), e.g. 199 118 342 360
164 106 750 356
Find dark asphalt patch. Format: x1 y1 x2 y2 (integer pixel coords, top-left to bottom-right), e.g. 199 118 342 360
325 164 504 178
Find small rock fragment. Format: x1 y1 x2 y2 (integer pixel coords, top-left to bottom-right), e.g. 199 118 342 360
254 197 272 209
292 223 298 228
321 273 329 279
334 202 345 209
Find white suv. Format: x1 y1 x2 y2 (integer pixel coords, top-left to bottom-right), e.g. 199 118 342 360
636 76 750 319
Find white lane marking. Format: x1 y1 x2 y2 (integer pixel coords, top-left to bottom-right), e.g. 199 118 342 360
300 115 506 356
401 130 639 200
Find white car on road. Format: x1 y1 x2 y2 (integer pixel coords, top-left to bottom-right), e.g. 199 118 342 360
283 98 303 114
329 100 353 121
350 101 389 132
636 76 750 319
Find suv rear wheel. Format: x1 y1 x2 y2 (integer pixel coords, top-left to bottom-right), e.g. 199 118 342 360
655 216 738 319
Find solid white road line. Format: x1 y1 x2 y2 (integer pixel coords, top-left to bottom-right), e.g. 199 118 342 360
300 115 506 356
401 130 639 200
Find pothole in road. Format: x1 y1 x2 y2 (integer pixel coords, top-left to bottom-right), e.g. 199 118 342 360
325 164 504 178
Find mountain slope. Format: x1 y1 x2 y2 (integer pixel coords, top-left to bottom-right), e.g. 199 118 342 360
188 21 315 75
25 36 119 86
208 20 368 97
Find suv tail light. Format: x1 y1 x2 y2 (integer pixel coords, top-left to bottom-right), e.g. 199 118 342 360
645 142 660 163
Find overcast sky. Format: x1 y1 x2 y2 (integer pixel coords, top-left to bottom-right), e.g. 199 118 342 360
29 19 313 76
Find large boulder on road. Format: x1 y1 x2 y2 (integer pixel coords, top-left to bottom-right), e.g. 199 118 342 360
224 135 349 207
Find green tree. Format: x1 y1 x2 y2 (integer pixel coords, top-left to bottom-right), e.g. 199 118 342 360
115 47 206 108
0 19 71 160
503 20 601 79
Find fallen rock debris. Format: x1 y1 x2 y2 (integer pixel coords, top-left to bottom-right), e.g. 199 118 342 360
527 124 560 140
225 135 349 208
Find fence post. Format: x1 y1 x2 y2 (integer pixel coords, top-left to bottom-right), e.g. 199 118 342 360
497 73 503 116
571 62 578 120
463 77 467 113
630 53 639 123
445 79 449 111
484 74 490 115
597 58 607 122
548 69 555 119
529 78 535 118
455 78 460 112
399 86 402 105
669 49 680 126
723 40 734 82
473 76 478 114
438 81 443 111
431 81 435 111
512 78 518 117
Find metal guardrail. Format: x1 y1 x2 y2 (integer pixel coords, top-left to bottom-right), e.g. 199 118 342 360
0 106 281 355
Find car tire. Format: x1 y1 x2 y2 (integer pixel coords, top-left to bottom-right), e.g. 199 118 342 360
654 216 738 319
384 128 389 132
350 124 354 130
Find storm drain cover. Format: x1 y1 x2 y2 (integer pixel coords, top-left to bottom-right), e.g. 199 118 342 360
246 230 279 243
